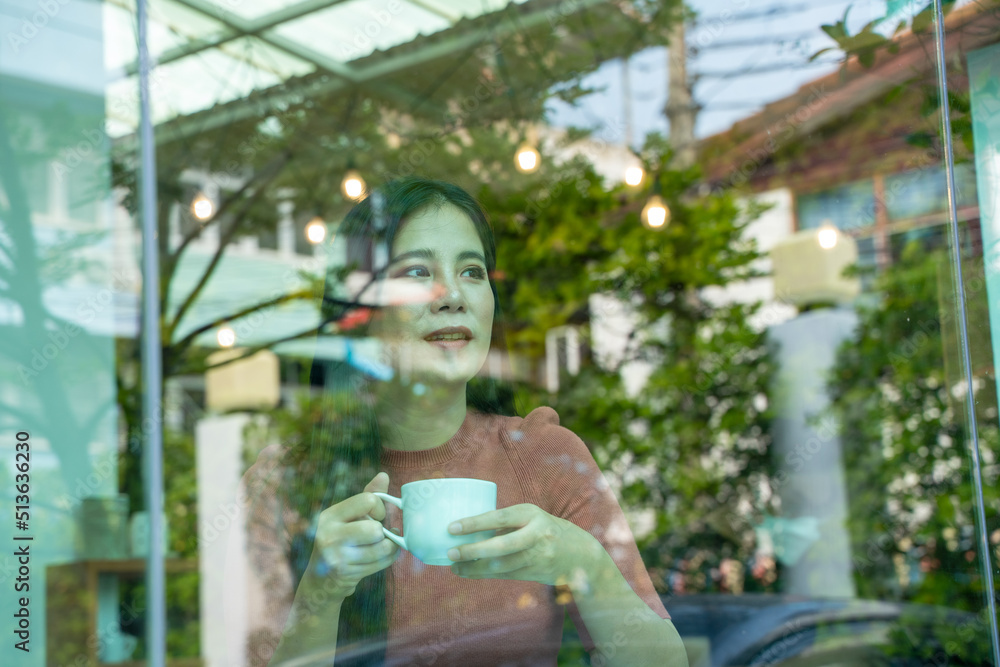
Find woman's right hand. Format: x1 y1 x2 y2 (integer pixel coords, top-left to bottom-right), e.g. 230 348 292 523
310 472 400 602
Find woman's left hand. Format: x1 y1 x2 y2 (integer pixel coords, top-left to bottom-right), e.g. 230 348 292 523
446 503 601 586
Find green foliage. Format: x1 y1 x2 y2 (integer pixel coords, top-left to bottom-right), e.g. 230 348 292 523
122 573 201 660
812 7 901 67
242 132 776 599
828 243 999 612
113 0 778 628
812 0 979 157
482 142 775 594
164 429 199 557
883 606 996 665
111 0 688 518
120 428 202 655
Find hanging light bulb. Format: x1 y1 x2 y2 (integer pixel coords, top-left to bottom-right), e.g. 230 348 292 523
625 166 644 187
191 193 214 221
641 195 670 230
217 326 236 348
305 217 326 244
817 223 838 249
515 142 540 173
341 169 366 201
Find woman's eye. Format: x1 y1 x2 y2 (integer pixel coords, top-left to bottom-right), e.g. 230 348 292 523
401 266 430 278
463 266 487 279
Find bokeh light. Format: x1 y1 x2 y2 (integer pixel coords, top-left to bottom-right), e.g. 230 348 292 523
641 195 669 230
341 170 366 200
191 194 214 221
515 143 540 173
625 166 644 187
305 217 326 244
217 326 236 348
818 226 838 249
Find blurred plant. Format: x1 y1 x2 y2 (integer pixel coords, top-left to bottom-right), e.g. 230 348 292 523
828 243 999 613
244 130 776 606
480 131 776 595
882 605 996 665
110 0 684 519
811 0 988 158
117 428 200 657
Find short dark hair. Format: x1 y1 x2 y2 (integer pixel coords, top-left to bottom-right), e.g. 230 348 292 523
340 177 498 276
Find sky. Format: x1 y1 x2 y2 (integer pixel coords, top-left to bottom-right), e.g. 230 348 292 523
545 0 900 145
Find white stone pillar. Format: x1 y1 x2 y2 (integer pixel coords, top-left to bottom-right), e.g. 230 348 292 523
196 413 251 667
769 308 857 597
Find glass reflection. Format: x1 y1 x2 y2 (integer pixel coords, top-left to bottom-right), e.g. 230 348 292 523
2 0 999 664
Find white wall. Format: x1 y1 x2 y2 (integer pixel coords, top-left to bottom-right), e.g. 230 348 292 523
702 187 798 330
197 413 252 667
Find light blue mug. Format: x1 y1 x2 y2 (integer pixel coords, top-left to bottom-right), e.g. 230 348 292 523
374 478 497 566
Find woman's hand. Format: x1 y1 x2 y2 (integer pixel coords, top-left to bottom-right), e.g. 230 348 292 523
446 503 602 586
309 472 400 602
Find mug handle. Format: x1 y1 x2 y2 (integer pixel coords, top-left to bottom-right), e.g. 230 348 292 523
372 492 406 551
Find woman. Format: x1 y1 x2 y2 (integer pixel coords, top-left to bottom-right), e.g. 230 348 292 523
245 178 687 666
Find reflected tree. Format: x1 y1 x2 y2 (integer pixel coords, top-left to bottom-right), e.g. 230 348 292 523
828 244 999 616
482 133 776 595
0 99 116 512
111 0 684 520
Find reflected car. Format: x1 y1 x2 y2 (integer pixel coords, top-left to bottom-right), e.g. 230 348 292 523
279 594 994 666
614 594 994 667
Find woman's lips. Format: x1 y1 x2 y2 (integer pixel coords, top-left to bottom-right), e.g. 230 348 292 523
423 327 473 350
426 338 470 350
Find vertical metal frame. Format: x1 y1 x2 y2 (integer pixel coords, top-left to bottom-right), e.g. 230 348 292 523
136 0 166 663
932 1 1000 661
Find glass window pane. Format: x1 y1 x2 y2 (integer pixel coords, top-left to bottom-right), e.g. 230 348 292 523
10 0 1000 665
1 0 139 663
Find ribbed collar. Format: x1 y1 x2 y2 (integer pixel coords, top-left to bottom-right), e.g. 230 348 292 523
380 409 482 469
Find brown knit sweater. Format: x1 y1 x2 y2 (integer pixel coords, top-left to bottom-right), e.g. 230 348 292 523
245 406 669 666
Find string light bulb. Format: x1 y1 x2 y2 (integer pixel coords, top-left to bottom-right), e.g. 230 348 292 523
515 143 540 173
818 223 838 249
341 169 366 201
305 217 326 244
641 195 670 230
625 166 644 187
191 193 214 221
217 326 236 348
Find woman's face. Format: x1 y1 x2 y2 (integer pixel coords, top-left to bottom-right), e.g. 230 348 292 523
372 203 495 389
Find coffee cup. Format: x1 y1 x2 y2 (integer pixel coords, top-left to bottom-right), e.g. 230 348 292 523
374 478 497 566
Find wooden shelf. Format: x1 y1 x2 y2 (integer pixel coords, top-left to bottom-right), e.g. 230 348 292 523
46 559 201 667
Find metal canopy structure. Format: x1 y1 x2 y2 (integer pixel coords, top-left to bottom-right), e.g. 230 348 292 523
107 0 616 144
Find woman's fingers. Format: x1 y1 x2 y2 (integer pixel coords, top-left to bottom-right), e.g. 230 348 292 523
308 478 398 601
324 490 387 523
324 538 399 570
451 551 532 578
317 512 383 547
363 472 390 494
321 473 391 525
449 504 532 535
448 529 531 562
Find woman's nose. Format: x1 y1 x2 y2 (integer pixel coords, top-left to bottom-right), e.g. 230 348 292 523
431 279 465 311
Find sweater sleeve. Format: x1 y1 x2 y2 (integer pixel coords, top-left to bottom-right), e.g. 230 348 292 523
512 406 670 651
242 444 298 667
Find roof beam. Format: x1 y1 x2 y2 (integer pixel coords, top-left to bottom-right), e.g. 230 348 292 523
121 0 459 78
157 0 427 107
113 0 608 150
122 0 353 77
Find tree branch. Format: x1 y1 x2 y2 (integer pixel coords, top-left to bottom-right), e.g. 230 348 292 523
170 288 315 354
165 162 276 280
178 323 326 376
165 151 292 342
